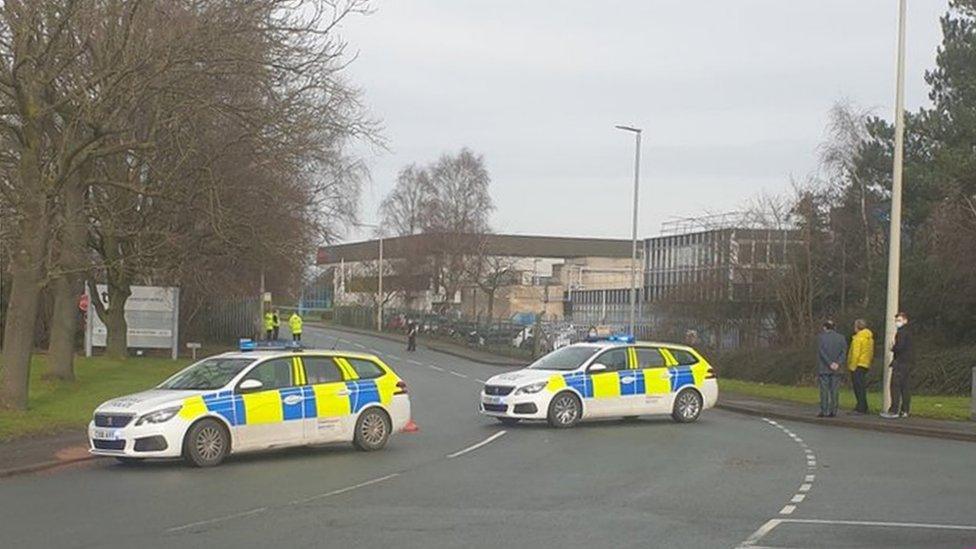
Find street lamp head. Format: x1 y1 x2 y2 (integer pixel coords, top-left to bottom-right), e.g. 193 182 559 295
615 125 642 134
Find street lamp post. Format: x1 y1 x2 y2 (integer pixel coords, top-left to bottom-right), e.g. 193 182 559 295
616 125 642 336
882 0 907 413
354 222 384 332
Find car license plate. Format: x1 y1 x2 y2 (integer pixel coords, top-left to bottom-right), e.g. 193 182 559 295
483 396 504 405
92 428 121 440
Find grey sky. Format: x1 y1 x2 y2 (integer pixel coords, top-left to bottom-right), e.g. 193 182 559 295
340 1 947 241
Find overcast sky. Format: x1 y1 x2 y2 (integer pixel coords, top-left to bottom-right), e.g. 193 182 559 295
339 1 947 241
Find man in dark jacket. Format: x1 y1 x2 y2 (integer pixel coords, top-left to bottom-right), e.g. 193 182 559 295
816 320 847 418
883 312 914 418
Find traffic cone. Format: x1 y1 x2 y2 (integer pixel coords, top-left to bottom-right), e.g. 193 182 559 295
403 418 419 433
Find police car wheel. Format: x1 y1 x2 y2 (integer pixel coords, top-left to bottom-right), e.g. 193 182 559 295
353 408 391 452
672 389 703 423
496 417 521 426
547 392 581 428
183 418 229 467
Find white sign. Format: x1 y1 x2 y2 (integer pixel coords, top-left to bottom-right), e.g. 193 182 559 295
86 285 180 359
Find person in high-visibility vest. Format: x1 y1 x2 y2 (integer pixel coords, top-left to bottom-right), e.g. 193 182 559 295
271 309 281 340
289 312 303 342
263 311 275 340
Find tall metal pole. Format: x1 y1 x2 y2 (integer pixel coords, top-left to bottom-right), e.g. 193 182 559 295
883 0 907 414
616 125 642 336
377 236 384 332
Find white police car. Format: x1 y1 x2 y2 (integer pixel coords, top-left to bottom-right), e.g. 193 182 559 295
479 337 718 427
89 342 411 467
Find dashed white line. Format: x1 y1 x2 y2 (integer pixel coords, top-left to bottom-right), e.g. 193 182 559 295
474 379 486 384
804 475 815 482
779 505 796 515
449 371 468 379
408 359 424 366
446 430 507 459
798 483 812 492
166 507 268 533
790 494 806 503
289 473 400 505
429 365 444 372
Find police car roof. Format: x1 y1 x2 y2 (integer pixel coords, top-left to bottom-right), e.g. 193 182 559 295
578 340 697 352
217 349 382 361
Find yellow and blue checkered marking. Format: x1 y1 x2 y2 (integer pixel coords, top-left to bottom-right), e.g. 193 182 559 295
669 367 696 392
619 370 645 395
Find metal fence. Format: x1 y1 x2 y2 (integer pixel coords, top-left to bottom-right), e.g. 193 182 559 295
182 296 262 343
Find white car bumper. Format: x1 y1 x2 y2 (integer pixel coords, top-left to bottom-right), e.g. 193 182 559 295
88 419 188 459
388 394 412 432
478 391 551 420
701 379 719 409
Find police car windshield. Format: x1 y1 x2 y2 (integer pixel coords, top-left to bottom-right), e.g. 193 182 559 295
158 358 255 390
527 346 601 371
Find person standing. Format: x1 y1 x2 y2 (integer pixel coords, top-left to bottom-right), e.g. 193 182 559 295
406 320 418 352
847 319 874 414
883 312 914 419
271 309 281 340
816 320 847 418
263 310 274 340
289 311 303 342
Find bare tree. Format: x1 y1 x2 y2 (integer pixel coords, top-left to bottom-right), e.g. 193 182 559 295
380 165 432 236
465 235 518 320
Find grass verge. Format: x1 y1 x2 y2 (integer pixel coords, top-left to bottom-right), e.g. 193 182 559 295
719 378 972 422
0 355 190 441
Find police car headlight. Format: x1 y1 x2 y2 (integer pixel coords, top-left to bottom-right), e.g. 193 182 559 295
514 381 547 395
135 406 182 426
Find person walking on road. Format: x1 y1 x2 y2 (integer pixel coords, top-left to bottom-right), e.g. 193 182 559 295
882 312 914 419
816 320 847 418
264 310 275 340
289 312 303 342
847 319 874 414
271 309 281 340
406 320 418 352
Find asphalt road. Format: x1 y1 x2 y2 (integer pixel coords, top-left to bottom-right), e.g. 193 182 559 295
1 326 974 548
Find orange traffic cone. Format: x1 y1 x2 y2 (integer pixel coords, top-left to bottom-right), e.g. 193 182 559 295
403 418 419 433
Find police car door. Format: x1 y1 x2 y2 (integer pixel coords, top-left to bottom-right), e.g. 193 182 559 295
299 355 352 443
234 357 304 450
585 347 631 417
634 346 671 414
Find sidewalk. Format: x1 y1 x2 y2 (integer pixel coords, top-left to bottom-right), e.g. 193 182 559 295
719 392 976 443
0 431 94 478
310 322 529 367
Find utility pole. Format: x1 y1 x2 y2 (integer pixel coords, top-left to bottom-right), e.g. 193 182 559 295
615 125 642 336
883 0 907 414
377 235 384 332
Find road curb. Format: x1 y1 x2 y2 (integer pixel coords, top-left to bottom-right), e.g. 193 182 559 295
310 323 527 367
0 454 96 479
717 401 976 443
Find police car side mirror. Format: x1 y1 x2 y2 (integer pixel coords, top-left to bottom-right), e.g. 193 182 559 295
588 363 608 373
238 379 264 393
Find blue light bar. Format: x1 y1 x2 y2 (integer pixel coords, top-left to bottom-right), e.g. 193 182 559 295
585 334 635 344
238 338 304 352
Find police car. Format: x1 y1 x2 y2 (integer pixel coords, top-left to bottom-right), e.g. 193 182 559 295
89 341 412 467
479 336 718 427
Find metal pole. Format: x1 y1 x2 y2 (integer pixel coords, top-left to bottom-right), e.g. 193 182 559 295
377 236 384 332
883 0 907 414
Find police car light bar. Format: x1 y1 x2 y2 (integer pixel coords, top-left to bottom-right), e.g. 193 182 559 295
584 334 635 344
238 338 305 352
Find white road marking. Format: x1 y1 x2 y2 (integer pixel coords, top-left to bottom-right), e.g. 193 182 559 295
408 359 424 365
429 365 444 372
290 473 400 505
167 507 268 533
790 494 806 503
449 371 468 379
737 517 976 548
779 505 796 515
804 474 815 482
166 473 399 533
798 483 811 492
474 379 486 384
446 430 507 459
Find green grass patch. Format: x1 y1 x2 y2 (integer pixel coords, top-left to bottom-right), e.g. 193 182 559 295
719 378 972 422
0 355 191 441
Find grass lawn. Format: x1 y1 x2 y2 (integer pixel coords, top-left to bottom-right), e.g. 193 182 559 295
0 354 191 441
719 378 973 422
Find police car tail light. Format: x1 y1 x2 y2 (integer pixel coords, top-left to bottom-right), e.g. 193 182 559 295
394 380 408 395
705 367 716 379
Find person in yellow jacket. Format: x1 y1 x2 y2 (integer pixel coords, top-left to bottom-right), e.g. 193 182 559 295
289 312 303 342
263 310 275 340
848 318 874 414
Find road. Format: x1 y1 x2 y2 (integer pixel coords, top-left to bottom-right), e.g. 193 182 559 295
1 326 974 548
